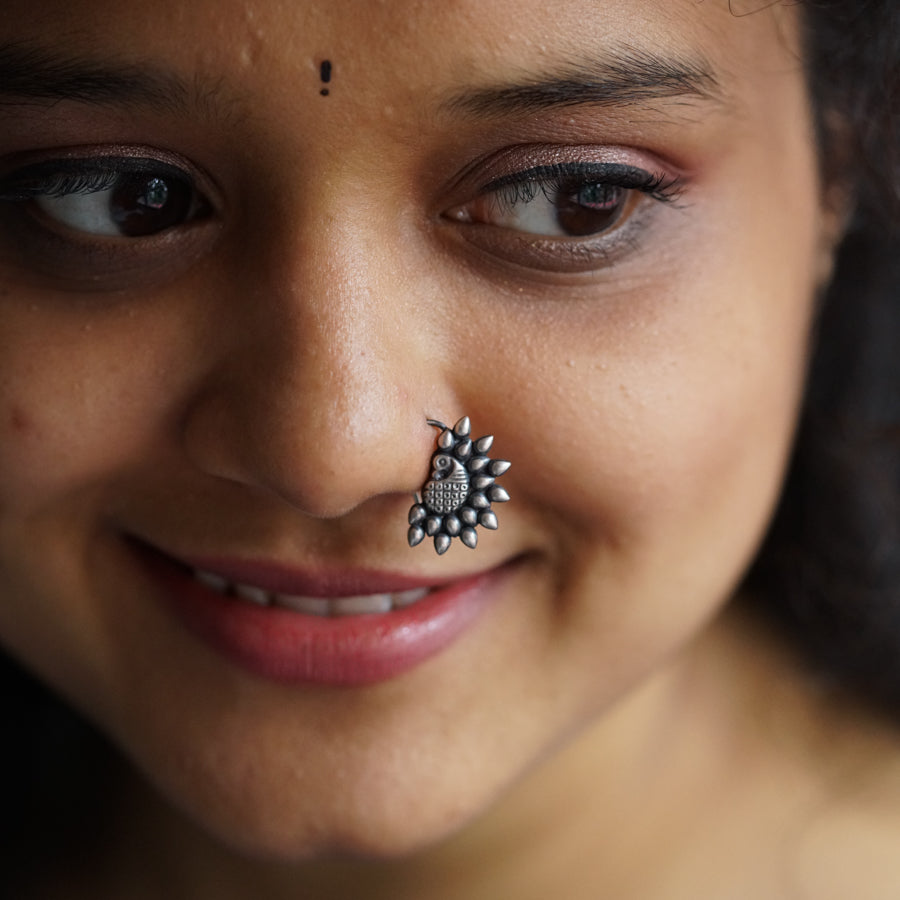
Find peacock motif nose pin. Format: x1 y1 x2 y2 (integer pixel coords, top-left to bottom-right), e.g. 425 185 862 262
408 417 510 554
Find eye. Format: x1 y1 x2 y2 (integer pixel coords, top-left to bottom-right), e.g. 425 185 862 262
447 162 682 240
0 156 211 238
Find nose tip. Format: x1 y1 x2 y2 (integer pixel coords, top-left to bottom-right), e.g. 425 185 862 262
180 321 437 520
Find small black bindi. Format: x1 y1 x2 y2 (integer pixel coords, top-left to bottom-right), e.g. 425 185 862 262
319 60 332 96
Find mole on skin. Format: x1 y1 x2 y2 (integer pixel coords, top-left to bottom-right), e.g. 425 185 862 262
8 405 30 435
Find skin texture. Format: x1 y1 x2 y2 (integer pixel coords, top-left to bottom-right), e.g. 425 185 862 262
1 1 898 897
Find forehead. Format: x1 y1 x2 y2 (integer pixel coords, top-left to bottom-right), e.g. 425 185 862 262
0 0 801 121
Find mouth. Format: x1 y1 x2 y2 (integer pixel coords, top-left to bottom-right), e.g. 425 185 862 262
130 538 516 687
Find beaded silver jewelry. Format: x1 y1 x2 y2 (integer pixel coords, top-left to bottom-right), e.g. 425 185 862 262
407 417 510 554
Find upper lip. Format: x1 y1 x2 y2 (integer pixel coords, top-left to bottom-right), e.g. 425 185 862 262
132 537 499 597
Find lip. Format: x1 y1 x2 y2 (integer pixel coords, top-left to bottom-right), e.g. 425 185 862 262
129 539 514 687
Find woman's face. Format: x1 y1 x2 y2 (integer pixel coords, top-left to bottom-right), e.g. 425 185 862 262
0 0 838 859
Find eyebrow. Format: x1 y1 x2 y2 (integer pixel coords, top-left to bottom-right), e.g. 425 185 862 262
0 40 720 120
0 41 191 112
443 48 722 117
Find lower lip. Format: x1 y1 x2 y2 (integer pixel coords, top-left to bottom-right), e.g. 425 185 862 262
134 543 508 687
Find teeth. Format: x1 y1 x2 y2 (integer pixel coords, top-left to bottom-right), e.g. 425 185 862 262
276 594 331 616
234 584 270 606
195 570 229 593
393 587 429 608
192 569 431 617
330 594 393 616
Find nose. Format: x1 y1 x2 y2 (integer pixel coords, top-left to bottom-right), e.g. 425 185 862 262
181 221 440 519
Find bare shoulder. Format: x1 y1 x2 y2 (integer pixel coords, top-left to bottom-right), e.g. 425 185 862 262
700 607 900 900
788 705 900 900
734 610 900 899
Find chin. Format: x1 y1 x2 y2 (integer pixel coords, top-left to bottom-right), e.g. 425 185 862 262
111 700 513 868
156 767 491 865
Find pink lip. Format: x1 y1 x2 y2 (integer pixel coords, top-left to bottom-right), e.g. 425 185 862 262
130 540 513 687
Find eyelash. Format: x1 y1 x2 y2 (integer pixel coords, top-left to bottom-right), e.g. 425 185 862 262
0 156 196 202
2 169 120 200
482 162 684 212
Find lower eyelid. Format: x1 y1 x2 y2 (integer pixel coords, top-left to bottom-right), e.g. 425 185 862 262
441 186 674 278
447 217 633 275
0 203 221 294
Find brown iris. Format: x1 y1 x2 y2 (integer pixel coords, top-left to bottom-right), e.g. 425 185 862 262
554 182 626 236
110 174 196 237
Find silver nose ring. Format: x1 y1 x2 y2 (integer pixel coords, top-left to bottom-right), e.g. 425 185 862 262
407 417 510 554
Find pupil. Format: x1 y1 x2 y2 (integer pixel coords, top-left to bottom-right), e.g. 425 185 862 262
111 174 192 237
140 178 169 210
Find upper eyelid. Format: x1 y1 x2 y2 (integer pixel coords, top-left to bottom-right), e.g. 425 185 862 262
483 162 649 190
0 143 196 171
5 156 194 178
447 143 688 192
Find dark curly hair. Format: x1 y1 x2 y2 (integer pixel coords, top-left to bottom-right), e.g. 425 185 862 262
747 0 900 713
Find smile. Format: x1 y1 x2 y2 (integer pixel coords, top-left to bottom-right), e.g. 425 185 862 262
192 567 431 617
132 538 517 686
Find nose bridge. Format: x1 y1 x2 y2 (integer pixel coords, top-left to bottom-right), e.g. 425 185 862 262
295 239 394 432
184 213 434 518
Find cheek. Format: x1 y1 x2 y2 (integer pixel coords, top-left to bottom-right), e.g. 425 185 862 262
492 249 814 588
0 309 187 511
0 397 108 508
0 310 196 721
486 120 822 578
